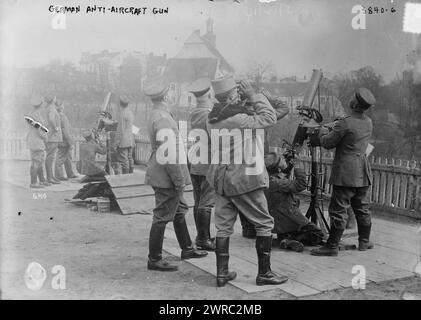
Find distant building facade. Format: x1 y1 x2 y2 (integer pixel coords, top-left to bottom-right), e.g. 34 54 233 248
164 17 234 111
260 76 344 121
79 50 167 92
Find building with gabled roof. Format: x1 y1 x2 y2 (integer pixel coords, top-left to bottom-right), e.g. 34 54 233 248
164 18 234 114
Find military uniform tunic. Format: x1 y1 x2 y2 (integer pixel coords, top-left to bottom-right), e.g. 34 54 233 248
189 96 215 211
206 93 276 237
44 102 62 180
145 102 192 227
319 111 373 230
55 110 76 178
114 106 135 174
27 107 48 184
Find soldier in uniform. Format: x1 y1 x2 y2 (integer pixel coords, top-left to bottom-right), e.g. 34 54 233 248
239 87 290 239
188 78 215 251
26 95 49 188
76 129 107 182
144 77 207 272
44 95 62 184
310 88 376 256
264 152 323 252
55 100 77 180
114 96 135 174
207 76 288 287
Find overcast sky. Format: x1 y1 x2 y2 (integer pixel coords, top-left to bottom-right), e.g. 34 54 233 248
0 0 418 82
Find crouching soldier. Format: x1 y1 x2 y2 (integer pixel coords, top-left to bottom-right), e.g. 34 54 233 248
207 76 288 287
76 129 107 182
188 78 216 251
26 95 49 188
264 152 323 252
310 88 376 256
144 77 207 272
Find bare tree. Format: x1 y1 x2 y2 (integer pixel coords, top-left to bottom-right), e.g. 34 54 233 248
246 60 276 87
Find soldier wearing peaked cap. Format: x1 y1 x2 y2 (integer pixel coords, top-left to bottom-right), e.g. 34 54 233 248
311 88 376 257
44 95 63 184
206 76 288 287
144 77 207 272
55 100 77 180
26 95 49 188
188 77 216 251
113 95 135 174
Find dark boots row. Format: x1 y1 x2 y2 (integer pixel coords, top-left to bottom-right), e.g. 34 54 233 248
311 224 374 256
216 236 288 287
147 218 208 272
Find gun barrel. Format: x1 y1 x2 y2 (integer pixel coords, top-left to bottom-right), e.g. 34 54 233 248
302 69 323 108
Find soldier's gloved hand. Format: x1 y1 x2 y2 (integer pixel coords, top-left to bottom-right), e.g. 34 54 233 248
317 127 329 137
238 80 255 100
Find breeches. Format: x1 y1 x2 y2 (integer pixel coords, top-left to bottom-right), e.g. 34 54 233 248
56 145 72 166
191 174 215 211
329 185 371 230
214 189 274 237
152 187 189 227
30 150 45 163
115 147 132 172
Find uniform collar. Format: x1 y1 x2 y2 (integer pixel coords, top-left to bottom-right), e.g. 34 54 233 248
351 110 364 118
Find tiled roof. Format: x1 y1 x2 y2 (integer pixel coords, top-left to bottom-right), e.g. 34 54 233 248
166 30 234 83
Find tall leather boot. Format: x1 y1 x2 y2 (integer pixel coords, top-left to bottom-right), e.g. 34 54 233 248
46 159 60 184
255 236 289 286
64 158 77 178
173 216 208 260
55 165 67 180
37 166 50 186
147 223 178 271
113 163 122 175
30 163 42 188
310 226 344 256
196 208 215 251
215 237 237 287
239 212 256 239
358 224 374 251
192 204 199 241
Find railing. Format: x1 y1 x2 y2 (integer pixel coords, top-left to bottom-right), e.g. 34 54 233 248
295 149 421 214
0 132 106 162
133 139 421 217
1 131 420 216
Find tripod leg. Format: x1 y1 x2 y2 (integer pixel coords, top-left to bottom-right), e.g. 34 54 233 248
316 207 330 233
315 207 329 240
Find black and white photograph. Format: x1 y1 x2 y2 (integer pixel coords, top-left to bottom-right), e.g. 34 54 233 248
0 0 420 304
